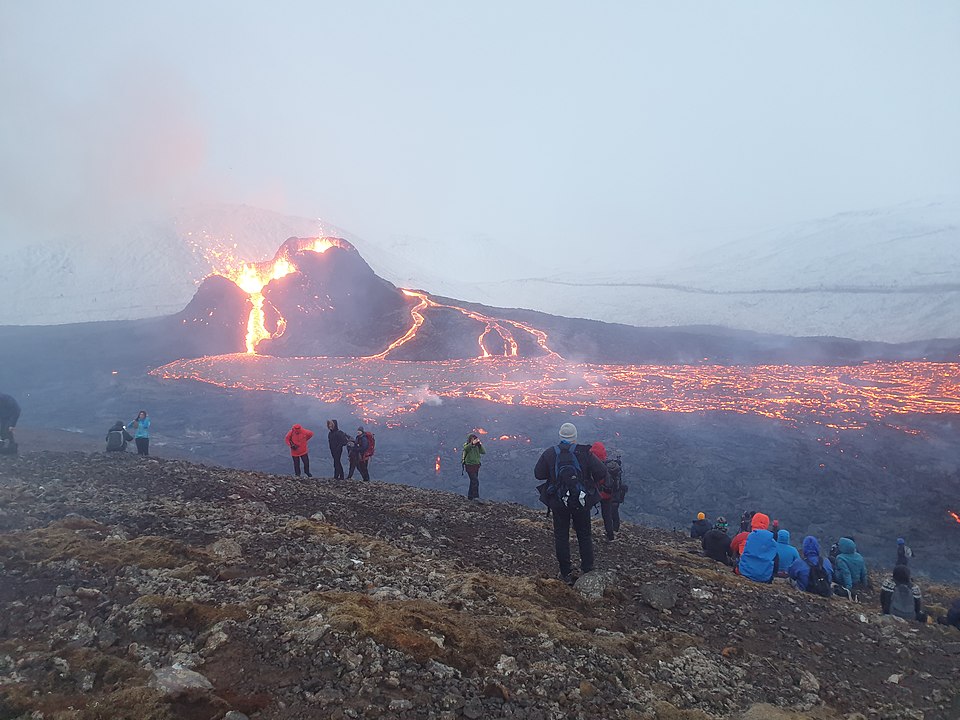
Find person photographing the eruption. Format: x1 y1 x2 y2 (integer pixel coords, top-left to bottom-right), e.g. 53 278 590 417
0 393 21 455
461 433 485 499
129 410 151 456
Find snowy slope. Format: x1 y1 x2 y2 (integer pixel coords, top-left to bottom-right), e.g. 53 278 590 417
3 200 958 343
449 200 960 343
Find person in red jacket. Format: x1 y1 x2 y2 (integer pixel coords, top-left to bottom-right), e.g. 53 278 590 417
284 423 314 477
590 441 620 542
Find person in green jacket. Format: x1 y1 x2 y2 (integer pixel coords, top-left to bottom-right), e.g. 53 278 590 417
461 433 485 499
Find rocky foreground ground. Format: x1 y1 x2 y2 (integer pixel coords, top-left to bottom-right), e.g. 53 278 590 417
0 452 958 720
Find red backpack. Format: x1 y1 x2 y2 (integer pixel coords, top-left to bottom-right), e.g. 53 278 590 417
363 431 376 457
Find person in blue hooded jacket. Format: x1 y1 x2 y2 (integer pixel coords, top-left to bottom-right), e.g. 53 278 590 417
737 512 779 583
834 537 869 594
775 530 800 578
788 536 834 592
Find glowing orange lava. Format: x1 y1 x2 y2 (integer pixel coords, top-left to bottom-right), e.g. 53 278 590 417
435 455 441 473
151 355 960 433
949 510 960 524
211 237 348 354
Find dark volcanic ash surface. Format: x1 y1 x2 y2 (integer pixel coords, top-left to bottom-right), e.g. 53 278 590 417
1 452 959 720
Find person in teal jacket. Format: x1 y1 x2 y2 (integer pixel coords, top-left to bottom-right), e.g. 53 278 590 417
461 433 485 499
775 530 800 577
130 410 151 456
834 537 869 594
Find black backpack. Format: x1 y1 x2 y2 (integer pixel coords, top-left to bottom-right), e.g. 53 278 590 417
604 456 628 503
806 557 832 597
554 444 584 503
106 430 125 451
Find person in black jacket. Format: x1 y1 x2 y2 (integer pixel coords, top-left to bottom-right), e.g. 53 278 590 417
534 422 607 585
690 512 711 539
701 517 733 565
0 393 20 454
326 419 350 479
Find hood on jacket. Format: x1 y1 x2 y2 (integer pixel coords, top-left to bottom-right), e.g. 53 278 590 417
292 424 302 430
590 442 607 461
751 513 770 531
802 535 822 560
777 529 791 545
328 419 340 431
838 537 857 554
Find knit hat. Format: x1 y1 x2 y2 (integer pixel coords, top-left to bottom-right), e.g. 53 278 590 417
357 426 364 432
714 516 727 530
897 537 905 545
559 422 577 443
697 512 705 520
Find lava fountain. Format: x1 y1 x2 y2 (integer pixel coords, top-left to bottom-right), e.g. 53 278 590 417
214 237 349 354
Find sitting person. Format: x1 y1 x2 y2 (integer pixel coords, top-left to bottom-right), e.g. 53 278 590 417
690 512 711 540
880 565 926 622
105 421 133 452
701 517 733 565
775 529 800 578
788 536 834 597
833 536 869 599
737 512 779 583
937 597 960 629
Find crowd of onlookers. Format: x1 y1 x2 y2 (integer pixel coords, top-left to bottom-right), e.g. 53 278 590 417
691 510 960 628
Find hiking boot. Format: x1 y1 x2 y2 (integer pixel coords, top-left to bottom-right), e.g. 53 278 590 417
557 572 575 586
306 472 313 478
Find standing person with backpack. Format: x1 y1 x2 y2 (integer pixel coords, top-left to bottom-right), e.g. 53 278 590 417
461 433 485 499
896 538 913 566
881 565 926 622
0 393 20 455
534 423 607 585
326 420 350 480
105 421 133 452
788 536 834 597
130 410 151 456
284 423 314 478
589 442 624 542
348 426 373 481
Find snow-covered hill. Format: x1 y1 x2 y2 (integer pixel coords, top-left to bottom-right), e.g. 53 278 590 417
447 200 960 343
3 200 958 343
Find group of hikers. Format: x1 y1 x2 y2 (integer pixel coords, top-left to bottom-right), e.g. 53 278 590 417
691 509 959 627
284 420 375 481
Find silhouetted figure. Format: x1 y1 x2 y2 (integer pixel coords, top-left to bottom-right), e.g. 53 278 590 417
285 423 314 477
327 419 350 479
690 512 711 539
701 517 733 565
0 393 20 455
105 421 133 452
130 410 151 456
534 422 606 585
462 433 485 499
937 598 960 629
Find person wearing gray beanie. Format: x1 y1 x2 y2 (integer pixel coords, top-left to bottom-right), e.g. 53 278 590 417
534 422 607 585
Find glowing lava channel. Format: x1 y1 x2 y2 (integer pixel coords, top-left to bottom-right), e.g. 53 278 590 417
367 289 548 359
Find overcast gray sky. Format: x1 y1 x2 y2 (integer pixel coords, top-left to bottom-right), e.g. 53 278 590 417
2 1 958 268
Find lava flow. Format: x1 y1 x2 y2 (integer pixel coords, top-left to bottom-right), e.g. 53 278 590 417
949 510 960 524
203 237 349 353
152 355 960 433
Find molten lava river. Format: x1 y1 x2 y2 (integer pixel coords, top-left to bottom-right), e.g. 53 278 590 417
161 237 960 433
